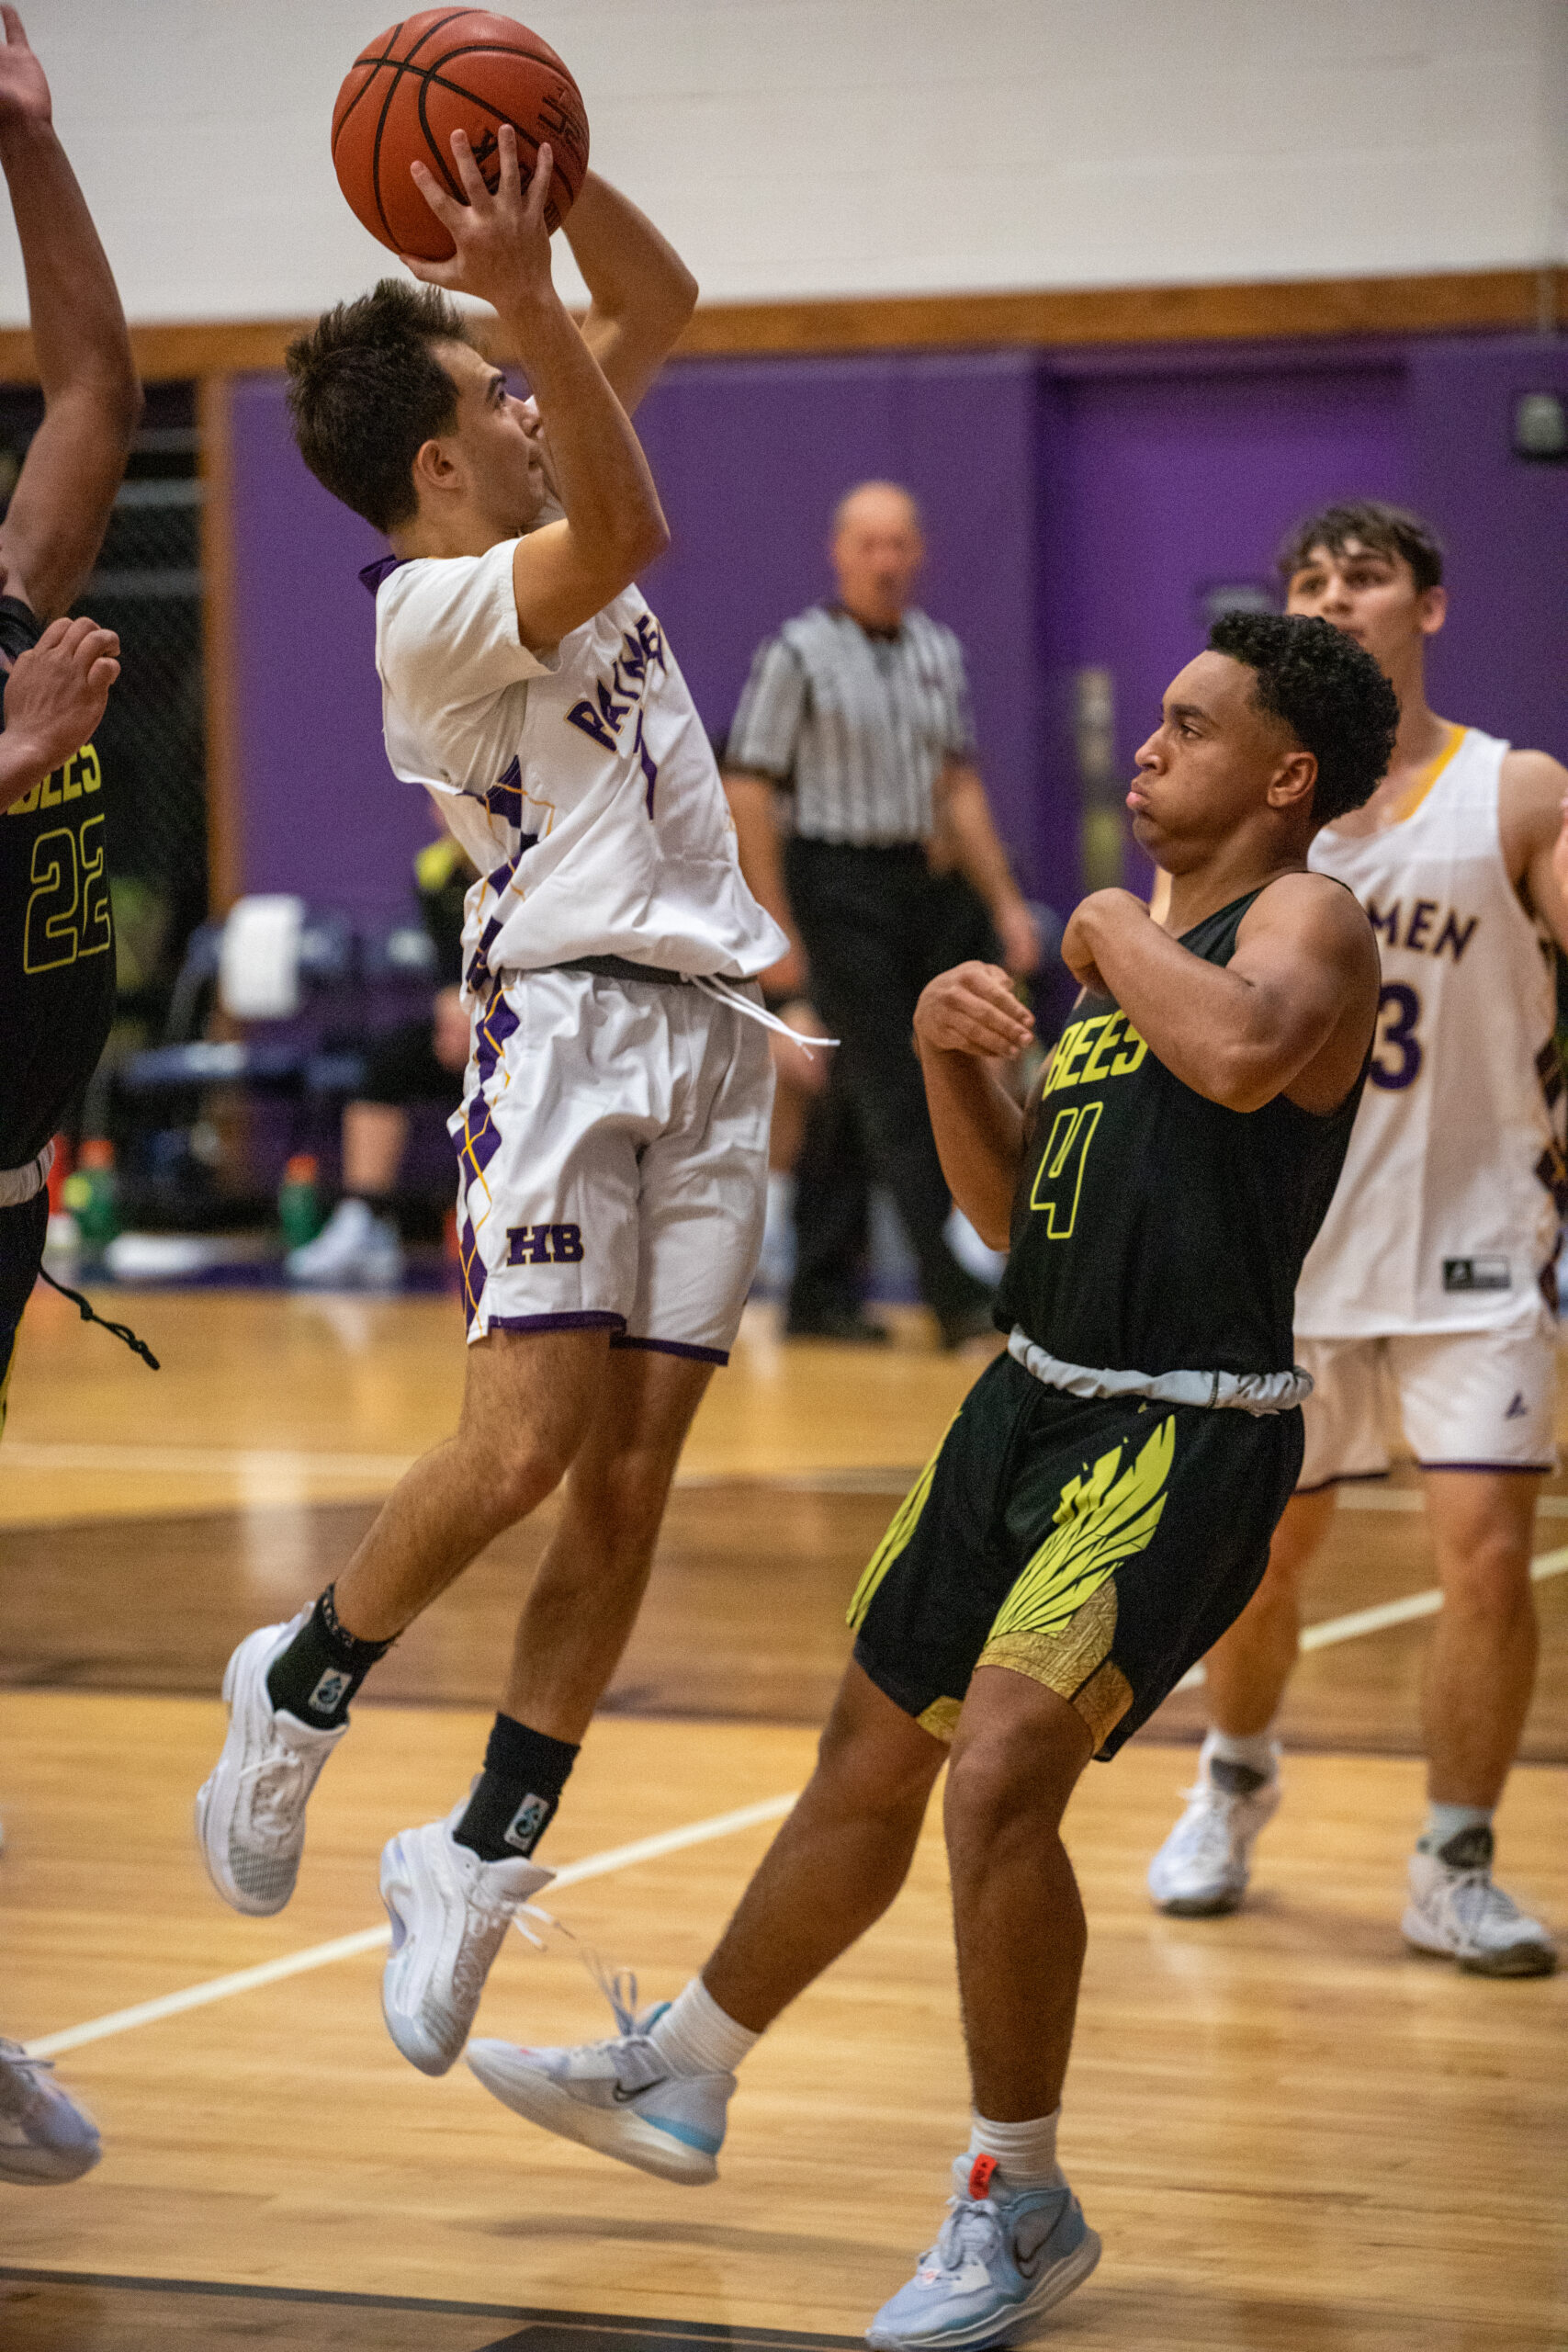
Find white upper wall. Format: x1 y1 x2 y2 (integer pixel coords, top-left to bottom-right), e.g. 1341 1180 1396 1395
2 0 1564 324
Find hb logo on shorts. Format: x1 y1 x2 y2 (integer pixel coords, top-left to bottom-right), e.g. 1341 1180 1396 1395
505 1223 584 1265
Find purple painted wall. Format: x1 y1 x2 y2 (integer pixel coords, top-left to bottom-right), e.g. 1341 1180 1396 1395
227 331 1568 926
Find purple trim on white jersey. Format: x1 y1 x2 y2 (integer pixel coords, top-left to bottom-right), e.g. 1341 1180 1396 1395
610 1333 729 1366
488 1311 627 1337
359 554 412 595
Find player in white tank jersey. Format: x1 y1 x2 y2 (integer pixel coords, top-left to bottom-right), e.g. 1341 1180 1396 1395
1150 501 1565 1973
196 131 792 2069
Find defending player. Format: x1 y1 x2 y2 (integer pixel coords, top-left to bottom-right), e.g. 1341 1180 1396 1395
195 133 787 2075
0 3 140 2184
1149 502 1565 1975
460 614 1391 2349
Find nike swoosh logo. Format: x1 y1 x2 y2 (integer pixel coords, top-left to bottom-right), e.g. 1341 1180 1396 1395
611 2076 668 2105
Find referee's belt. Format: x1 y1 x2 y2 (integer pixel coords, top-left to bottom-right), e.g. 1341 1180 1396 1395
1008 1327 1313 1416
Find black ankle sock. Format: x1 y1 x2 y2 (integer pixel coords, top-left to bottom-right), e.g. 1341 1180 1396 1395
265 1586 394 1728
453 1714 581 1861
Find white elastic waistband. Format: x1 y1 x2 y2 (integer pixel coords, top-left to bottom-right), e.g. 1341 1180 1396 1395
0 1139 54 1210
1008 1326 1313 1416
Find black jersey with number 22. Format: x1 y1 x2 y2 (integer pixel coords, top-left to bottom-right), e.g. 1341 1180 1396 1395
995 886 1366 1380
0 595 115 1170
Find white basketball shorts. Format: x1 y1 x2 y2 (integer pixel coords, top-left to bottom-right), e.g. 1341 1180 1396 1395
451 967 773 1363
1295 1317 1559 1490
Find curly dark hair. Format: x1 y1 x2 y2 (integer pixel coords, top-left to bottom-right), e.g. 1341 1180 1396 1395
1276 498 1443 594
286 279 470 534
1208 610 1399 825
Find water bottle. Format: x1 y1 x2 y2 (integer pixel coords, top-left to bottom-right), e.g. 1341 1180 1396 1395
62 1138 118 1249
277 1153 324 1249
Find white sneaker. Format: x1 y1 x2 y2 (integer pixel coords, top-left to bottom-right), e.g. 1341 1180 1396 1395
195 1615 348 1915
468 1970 731 2185
379 1804 554 2076
865 2154 1100 2349
1146 1735 1281 1916
0 2040 101 2185
286 1197 403 1288
1404 1828 1557 1977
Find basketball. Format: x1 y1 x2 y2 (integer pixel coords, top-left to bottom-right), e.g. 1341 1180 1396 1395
332 9 590 261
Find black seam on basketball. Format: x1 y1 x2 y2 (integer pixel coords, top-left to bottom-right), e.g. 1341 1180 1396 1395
367 17 475 244
416 71 467 205
332 39 401 155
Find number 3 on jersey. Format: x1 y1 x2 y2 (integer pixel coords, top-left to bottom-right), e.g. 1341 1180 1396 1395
1371 980 1423 1091
1029 1101 1102 1239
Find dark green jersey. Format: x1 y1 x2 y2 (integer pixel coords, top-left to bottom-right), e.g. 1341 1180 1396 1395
0 597 115 1170
995 886 1365 1378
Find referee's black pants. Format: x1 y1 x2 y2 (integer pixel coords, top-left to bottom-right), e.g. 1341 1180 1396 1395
784 838 998 1329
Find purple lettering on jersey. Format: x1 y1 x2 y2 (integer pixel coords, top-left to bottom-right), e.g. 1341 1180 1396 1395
634 710 658 819
1434 909 1479 963
1365 896 1402 946
1404 898 1438 951
566 697 618 752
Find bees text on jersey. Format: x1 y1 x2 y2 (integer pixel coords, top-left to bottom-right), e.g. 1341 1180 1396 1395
995 887 1367 1379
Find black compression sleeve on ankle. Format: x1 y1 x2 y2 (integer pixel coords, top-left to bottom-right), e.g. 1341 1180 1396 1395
453 1714 581 1861
265 1586 394 1728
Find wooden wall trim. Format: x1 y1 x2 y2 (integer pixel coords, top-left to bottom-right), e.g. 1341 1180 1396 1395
0 266 1561 381
197 374 241 916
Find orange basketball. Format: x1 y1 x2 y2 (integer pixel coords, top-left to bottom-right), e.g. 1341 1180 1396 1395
333 10 589 262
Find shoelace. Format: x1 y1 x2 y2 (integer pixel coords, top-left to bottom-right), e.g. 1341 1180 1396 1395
1441 1867 1529 1938
924 2193 1005 2284
239 1746 312 1845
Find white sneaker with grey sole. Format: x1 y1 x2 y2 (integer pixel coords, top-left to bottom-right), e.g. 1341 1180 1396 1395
287 1197 403 1288
380 1804 554 2076
468 1970 730 2185
1146 1736 1281 1916
1404 1828 1557 1977
0 2040 101 2185
195 1614 347 1915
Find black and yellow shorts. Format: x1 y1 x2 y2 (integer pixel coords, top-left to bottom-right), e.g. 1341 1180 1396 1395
849 1349 1303 1758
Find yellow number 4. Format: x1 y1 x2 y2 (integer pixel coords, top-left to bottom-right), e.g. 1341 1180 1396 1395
1029 1102 1102 1240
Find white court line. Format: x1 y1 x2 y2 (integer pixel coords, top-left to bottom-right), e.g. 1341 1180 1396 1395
1177 1541 1568 1690
22 1793 795 2063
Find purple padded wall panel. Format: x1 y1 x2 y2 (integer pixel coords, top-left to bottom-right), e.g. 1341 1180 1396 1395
634 350 1060 898
1409 335 1568 759
229 373 429 921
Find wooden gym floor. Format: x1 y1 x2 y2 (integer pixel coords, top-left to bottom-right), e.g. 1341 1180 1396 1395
2 1280 1565 2349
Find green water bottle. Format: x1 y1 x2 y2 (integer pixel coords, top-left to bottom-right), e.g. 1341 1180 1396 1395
62 1138 118 1248
278 1153 324 1250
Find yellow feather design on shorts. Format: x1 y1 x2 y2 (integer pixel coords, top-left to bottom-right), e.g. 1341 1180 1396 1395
987 1413 1175 1645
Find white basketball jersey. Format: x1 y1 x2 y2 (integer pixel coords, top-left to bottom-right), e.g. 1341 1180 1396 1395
368 541 787 986
1295 724 1564 1338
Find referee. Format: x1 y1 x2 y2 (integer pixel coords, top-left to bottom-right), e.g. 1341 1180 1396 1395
725 481 1039 1347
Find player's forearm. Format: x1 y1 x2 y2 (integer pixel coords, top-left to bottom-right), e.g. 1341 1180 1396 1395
566 172 698 341
0 121 136 420
916 1043 1023 1250
723 772 795 931
0 722 54 809
1074 895 1295 1112
501 288 668 575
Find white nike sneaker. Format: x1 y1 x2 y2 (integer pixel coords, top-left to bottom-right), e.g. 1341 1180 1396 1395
468 1970 731 2185
1403 1827 1557 1978
865 2154 1100 2349
379 1804 554 2076
0 2040 101 2185
195 1614 348 1916
1146 1735 1281 1916
286 1197 403 1289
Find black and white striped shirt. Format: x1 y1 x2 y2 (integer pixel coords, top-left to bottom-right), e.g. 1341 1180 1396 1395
727 605 975 845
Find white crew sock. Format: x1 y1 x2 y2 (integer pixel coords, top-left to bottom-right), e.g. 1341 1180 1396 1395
1419 1801 1493 1856
966 2107 1065 2191
649 1976 760 2079
1205 1724 1279 1780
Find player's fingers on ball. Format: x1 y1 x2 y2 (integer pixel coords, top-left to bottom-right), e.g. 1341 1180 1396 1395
522 141 553 227
495 120 524 201
409 159 463 226
449 128 491 204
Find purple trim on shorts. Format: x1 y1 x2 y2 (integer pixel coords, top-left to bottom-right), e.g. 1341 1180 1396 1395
486 1311 627 1337
1416 1459 1553 1476
1294 1468 1391 1497
610 1333 730 1366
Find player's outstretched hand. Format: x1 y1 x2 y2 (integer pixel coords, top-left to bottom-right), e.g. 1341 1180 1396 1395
0 8 51 132
915 962 1034 1060
5 615 119 773
403 123 556 316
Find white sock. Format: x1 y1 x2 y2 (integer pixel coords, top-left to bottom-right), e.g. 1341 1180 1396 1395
649 1977 760 2079
967 2107 1064 2191
1419 1802 1493 1856
1206 1724 1278 1779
